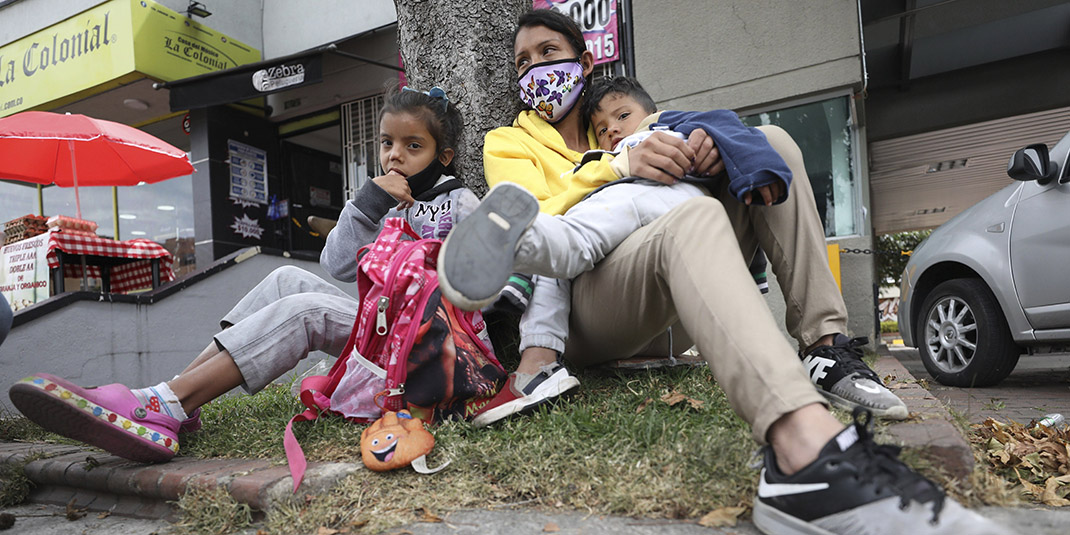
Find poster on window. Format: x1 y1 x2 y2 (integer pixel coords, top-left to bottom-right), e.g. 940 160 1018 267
533 0 620 65
0 233 51 311
228 140 268 204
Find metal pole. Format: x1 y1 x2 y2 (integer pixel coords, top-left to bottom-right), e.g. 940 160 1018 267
112 186 119 240
36 185 43 216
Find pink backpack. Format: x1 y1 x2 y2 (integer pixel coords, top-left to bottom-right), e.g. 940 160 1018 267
284 218 505 489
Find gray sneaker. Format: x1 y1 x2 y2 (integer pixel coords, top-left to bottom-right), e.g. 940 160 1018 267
754 408 1012 535
438 182 539 311
800 335 908 420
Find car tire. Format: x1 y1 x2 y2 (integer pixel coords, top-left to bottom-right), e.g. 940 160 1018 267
916 278 1021 387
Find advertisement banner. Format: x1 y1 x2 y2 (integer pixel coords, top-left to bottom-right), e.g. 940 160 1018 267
0 233 52 311
228 139 269 205
533 0 620 65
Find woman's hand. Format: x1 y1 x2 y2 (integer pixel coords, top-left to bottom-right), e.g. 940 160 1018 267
686 129 725 177
743 180 786 206
373 172 415 210
627 131 696 185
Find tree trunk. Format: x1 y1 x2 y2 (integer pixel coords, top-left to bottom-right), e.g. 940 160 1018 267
394 0 529 194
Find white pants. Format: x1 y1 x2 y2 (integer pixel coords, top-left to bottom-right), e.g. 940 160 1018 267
214 266 357 393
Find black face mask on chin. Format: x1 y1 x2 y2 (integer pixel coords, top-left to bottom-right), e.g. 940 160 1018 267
405 158 446 199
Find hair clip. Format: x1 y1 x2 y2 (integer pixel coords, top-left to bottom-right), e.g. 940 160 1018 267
402 85 450 112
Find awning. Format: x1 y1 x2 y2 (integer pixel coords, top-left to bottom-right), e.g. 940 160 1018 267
156 43 404 112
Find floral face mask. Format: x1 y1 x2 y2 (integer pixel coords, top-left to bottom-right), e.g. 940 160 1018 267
518 58 585 123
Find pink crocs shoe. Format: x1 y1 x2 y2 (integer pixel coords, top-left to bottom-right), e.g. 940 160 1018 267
179 407 202 433
9 374 180 463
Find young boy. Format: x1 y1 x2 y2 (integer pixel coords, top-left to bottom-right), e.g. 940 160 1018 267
443 77 906 425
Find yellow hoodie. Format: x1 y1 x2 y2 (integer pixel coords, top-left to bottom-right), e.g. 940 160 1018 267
483 110 629 216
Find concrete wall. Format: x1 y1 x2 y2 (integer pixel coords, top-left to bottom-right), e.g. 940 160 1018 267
633 0 863 113
261 0 395 59
0 253 356 413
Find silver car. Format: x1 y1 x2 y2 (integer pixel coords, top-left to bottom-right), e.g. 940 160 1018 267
899 130 1070 386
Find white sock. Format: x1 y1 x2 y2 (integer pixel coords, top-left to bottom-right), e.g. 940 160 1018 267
131 382 188 421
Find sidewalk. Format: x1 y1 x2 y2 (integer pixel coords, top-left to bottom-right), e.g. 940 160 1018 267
0 351 1040 530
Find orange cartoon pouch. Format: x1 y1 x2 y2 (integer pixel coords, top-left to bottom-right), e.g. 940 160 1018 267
360 410 449 473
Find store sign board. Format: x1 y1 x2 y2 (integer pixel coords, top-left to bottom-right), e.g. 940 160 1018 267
0 0 259 118
168 52 322 111
0 233 51 310
0 0 136 117
533 0 620 65
131 0 260 83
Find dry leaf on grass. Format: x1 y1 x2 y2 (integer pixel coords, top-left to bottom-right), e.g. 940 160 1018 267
1041 477 1070 507
543 522 560 532
981 418 1070 505
660 391 704 410
698 506 746 527
636 397 652 413
418 509 443 523
316 527 339 535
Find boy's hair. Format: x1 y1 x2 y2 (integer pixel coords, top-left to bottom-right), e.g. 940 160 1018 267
515 9 586 59
582 76 657 121
380 84 463 175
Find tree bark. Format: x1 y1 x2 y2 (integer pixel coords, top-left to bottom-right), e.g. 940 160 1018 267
394 0 529 194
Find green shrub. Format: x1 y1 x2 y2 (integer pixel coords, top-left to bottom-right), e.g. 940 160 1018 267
880 321 899 334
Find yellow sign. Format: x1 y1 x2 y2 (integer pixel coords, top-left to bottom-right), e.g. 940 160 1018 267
0 0 259 118
827 243 842 293
130 0 259 81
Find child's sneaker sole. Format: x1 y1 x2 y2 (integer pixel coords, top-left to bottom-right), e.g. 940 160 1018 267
9 374 179 462
472 367 579 427
438 182 539 311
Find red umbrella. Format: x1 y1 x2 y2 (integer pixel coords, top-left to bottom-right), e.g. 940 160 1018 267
0 111 194 219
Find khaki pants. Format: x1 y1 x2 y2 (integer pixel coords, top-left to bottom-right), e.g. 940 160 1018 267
563 126 844 443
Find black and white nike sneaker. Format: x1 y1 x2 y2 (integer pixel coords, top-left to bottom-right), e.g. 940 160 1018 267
754 408 1011 535
801 334 908 420
438 182 539 311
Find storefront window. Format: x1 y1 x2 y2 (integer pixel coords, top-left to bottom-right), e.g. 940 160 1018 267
42 185 114 237
116 175 196 277
12 175 196 278
0 182 40 223
741 96 858 237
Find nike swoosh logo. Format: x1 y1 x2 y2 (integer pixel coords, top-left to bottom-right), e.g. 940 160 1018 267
757 469 831 498
854 382 881 394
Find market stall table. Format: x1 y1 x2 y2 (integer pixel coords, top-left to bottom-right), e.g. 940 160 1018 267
45 230 175 294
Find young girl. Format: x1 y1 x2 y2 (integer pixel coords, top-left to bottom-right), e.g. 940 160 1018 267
9 85 481 464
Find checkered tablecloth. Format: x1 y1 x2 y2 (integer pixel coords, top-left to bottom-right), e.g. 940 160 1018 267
45 230 175 293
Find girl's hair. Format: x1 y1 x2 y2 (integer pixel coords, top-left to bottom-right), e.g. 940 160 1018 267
514 9 586 58
380 84 463 175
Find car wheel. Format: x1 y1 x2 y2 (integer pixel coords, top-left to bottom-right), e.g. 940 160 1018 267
916 278 1021 387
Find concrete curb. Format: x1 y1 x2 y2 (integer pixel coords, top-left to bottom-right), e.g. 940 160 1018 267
0 441 361 519
872 351 975 479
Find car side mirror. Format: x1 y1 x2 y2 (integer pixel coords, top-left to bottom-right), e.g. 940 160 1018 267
1007 143 1055 184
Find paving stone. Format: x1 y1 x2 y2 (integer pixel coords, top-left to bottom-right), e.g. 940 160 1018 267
873 354 974 479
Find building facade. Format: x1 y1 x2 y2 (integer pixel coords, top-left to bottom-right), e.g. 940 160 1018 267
3 0 1068 345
